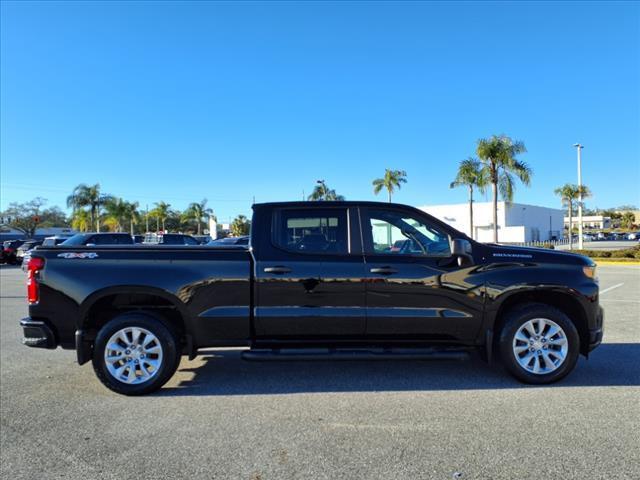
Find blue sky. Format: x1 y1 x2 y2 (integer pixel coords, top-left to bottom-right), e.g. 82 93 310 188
1 1 639 222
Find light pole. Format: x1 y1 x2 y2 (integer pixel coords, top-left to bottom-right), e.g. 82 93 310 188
573 143 584 249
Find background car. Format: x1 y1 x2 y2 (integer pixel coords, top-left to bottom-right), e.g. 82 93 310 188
60 233 135 246
42 235 74 247
143 233 200 245
16 240 43 263
207 235 249 247
1 239 27 265
192 235 212 244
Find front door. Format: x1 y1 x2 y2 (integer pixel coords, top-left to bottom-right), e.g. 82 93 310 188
361 206 484 342
254 206 367 341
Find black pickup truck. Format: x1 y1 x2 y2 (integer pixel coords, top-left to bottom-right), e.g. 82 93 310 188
22 201 603 395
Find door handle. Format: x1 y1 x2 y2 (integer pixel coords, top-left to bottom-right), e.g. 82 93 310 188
370 266 398 275
264 266 292 274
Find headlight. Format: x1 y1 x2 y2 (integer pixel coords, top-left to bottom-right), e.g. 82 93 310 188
583 265 598 282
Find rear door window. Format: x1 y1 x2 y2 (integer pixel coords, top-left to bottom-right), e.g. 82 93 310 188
274 208 349 254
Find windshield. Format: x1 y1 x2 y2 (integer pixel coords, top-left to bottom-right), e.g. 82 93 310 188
59 234 90 246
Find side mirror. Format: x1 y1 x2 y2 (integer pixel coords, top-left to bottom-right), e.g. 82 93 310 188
451 238 473 266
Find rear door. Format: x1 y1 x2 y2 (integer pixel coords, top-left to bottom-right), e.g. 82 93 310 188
361 206 484 342
254 206 367 340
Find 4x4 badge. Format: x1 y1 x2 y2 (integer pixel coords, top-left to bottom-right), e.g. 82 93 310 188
57 252 99 259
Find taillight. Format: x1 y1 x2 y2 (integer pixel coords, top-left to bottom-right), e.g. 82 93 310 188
27 257 45 305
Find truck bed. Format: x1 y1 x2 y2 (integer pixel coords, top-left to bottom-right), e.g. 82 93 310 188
29 245 253 350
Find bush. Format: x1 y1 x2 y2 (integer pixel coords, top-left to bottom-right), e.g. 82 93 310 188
574 245 639 259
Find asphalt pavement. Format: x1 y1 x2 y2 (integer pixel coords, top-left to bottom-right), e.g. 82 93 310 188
1 264 639 479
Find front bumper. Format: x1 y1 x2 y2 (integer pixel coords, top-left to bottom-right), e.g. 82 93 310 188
21 318 57 349
587 306 604 352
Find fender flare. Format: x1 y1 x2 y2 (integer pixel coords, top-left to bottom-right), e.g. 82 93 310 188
483 284 591 361
78 285 190 330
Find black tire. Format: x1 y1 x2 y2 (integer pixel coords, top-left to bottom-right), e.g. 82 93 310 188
498 303 580 384
92 312 181 395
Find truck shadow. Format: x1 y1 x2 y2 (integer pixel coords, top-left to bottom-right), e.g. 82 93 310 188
158 342 640 396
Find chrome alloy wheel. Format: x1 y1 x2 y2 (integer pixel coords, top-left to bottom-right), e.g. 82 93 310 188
104 327 164 384
512 318 568 375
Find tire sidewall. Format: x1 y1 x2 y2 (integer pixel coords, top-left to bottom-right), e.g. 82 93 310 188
499 304 580 384
92 312 180 395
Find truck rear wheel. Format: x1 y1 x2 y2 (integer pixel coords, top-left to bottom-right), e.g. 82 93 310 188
498 303 580 384
92 312 181 395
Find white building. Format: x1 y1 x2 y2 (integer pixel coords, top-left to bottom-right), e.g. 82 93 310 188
564 215 611 230
1 225 77 241
419 202 564 243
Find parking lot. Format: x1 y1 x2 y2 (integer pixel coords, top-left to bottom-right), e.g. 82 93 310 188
1 264 638 479
556 240 638 251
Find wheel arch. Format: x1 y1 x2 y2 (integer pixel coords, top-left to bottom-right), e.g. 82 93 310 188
78 286 191 364
489 288 590 356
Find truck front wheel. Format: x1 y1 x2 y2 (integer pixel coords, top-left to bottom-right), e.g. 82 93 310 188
498 303 580 384
92 312 181 395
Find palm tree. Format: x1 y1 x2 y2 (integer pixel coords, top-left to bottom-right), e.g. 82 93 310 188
477 135 532 242
621 211 636 229
308 181 345 201
104 198 129 232
450 158 487 239
66 183 114 232
151 201 171 232
123 201 140 235
71 209 91 232
372 169 407 203
184 199 213 235
555 184 592 249
231 215 250 236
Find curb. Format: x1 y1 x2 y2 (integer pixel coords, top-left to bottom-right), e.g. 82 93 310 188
594 260 640 266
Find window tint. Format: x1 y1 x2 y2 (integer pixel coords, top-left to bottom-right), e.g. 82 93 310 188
183 236 199 245
367 209 451 257
160 235 181 245
275 209 348 254
91 235 111 245
60 234 88 246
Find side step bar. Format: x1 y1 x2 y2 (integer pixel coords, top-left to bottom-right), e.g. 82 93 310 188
242 348 471 362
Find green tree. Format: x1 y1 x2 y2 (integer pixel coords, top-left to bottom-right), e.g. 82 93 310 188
0 197 48 237
554 183 591 250
621 211 636 229
103 198 140 234
450 158 487 239
150 201 171 232
477 135 532 242
71 209 91 232
230 215 251 236
183 199 213 235
38 206 70 228
372 169 407 203
103 198 128 232
308 181 345 201
123 201 140 235
66 183 114 232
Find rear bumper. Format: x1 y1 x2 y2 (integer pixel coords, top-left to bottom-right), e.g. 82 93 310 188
20 318 57 349
587 306 604 352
